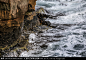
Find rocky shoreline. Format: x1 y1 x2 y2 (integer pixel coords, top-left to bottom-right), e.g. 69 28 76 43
0 0 53 57
0 0 38 57
0 0 66 57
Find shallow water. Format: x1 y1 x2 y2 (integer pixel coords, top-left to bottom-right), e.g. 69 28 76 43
4 0 86 57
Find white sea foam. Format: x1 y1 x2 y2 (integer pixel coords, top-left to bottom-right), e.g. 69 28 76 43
19 0 86 57
28 33 37 43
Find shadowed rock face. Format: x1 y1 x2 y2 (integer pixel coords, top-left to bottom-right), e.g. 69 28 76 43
0 0 29 20
0 0 29 28
0 0 37 27
0 0 38 53
24 11 40 31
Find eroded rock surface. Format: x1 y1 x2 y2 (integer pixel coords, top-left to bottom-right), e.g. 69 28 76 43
0 0 38 56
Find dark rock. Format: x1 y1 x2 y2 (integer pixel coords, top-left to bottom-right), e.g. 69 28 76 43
42 21 51 26
56 24 74 30
62 45 68 48
40 44 48 49
37 13 57 19
56 12 65 16
38 31 44 33
24 12 40 31
0 51 4 57
73 33 80 35
50 25 57 28
0 0 38 56
50 24 58 28
37 13 51 26
73 44 84 50
80 51 86 57
44 9 51 14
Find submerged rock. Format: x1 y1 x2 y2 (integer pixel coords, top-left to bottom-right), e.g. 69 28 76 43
40 44 48 50
73 44 84 50
80 51 86 57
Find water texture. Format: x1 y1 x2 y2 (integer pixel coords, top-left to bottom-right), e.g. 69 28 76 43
19 0 86 57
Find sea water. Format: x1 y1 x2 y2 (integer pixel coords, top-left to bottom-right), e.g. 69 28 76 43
19 0 86 57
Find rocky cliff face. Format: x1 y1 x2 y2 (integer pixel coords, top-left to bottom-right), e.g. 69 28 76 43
0 0 39 54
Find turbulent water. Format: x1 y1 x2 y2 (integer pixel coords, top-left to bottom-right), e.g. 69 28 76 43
17 0 86 57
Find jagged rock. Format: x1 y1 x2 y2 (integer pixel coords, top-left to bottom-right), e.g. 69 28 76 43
40 44 48 49
0 0 29 20
0 0 37 56
0 0 37 27
37 13 51 26
24 11 40 31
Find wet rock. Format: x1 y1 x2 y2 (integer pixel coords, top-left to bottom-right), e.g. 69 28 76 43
44 9 51 14
80 51 86 57
37 13 57 19
73 44 84 50
32 25 51 33
40 44 48 49
38 31 44 33
42 21 51 26
50 24 57 28
37 13 51 26
56 12 66 16
24 12 40 31
62 45 68 48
